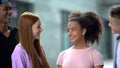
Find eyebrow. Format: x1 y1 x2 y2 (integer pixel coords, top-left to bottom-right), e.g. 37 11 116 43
69 26 76 28
67 26 77 29
4 6 12 9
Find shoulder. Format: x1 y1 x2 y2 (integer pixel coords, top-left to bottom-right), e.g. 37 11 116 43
57 48 72 60
57 49 70 65
89 48 104 66
12 43 26 58
8 26 18 31
89 48 102 55
89 48 103 61
11 43 31 68
8 26 18 35
58 50 66 57
59 48 70 56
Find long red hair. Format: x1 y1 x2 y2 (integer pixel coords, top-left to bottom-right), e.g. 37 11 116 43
18 12 50 68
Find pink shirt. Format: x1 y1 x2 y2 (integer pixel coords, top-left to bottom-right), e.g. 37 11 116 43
56 47 104 68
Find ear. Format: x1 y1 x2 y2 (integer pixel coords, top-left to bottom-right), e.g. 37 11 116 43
82 28 86 35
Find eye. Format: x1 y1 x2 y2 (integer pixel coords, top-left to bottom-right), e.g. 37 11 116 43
37 25 40 29
38 25 42 30
4 6 12 11
109 21 112 24
71 27 76 31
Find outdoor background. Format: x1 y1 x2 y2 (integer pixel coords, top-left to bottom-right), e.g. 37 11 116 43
9 0 120 68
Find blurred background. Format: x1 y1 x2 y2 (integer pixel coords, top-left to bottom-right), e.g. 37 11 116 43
9 0 120 68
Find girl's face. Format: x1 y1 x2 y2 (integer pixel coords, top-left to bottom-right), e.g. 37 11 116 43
109 16 120 34
67 21 85 44
32 20 42 40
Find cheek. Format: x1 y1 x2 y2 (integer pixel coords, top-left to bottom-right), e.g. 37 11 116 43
109 23 114 29
32 28 35 34
34 30 40 35
32 29 38 35
0 11 3 14
77 31 85 39
111 26 119 33
73 32 82 40
33 30 40 39
76 31 82 36
32 31 36 37
112 24 118 29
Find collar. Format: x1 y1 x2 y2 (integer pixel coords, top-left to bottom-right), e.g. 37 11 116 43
117 35 120 40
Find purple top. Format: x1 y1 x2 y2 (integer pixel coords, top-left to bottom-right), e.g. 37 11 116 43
11 43 32 68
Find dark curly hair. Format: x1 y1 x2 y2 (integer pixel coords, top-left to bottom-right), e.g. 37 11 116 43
68 11 103 45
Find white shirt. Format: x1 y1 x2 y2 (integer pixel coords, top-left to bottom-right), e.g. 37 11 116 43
117 39 120 68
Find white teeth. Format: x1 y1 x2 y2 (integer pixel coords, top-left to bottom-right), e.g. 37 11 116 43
70 35 75 39
7 16 12 19
8 15 11 17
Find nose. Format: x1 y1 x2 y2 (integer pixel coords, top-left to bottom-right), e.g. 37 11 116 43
8 8 12 15
9 10 12 13
108 22 110 27
67 31 72 37
40 28 43 32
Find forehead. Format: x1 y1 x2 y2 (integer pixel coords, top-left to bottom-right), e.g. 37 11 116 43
109 16 114 21
34 20 41 25
0 2 12 8
67 21 80 27
109 16 120 24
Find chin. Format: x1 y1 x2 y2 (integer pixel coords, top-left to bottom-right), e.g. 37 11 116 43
112 31 118 34
70 40 76 43
36 37 40 39
34 36 40 39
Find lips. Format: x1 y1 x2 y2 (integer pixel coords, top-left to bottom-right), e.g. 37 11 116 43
6 15 12 21
69 35 76 41
8 15 12 18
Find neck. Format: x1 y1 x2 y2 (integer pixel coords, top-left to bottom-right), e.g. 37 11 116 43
0 22 8 34
73 39 89 49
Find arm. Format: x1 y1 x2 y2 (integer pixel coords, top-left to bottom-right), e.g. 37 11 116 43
94 65 103 68
57 51 65 68
92 51 104 68
58 65 62 68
